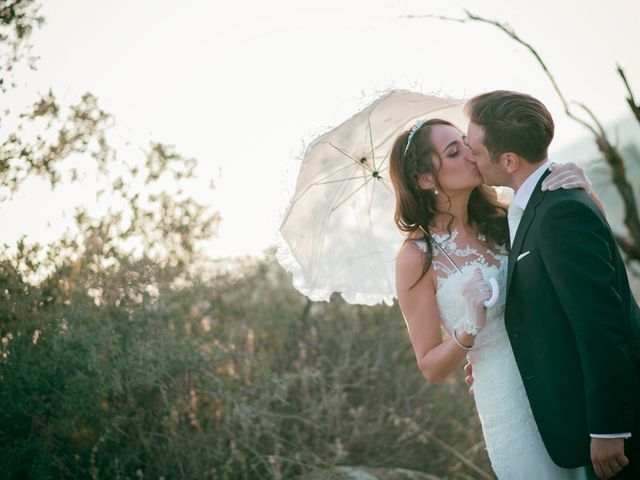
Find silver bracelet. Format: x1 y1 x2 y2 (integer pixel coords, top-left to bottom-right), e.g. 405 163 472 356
452 329 473 350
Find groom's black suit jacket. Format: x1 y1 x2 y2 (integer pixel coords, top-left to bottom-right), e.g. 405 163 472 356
505 169 640 469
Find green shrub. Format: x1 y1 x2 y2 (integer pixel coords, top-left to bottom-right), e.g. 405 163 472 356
0 248 488 479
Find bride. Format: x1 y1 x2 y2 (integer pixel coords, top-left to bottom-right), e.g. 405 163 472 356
389 118 600 479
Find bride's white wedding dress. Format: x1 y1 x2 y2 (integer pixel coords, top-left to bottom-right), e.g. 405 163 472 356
413 230 586 480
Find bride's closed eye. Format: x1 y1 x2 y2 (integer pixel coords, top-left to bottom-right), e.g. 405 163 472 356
442 139 462 159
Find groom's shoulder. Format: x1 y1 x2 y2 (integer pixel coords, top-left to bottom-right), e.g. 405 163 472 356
541 186 593 208
539 187 605 223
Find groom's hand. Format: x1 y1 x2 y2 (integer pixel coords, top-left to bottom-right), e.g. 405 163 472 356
464 362 474 395
591 438 628 479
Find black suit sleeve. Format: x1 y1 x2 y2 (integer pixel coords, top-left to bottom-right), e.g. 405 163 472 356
538 198 633 434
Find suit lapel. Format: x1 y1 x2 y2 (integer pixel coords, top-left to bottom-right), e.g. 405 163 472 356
506 169 552 293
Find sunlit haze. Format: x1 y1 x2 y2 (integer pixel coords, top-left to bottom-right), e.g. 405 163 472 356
2 0 639 259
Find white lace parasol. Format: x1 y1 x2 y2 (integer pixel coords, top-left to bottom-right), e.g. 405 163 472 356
277 89 468 306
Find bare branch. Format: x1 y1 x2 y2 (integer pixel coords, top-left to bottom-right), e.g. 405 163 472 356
405 9 640 263
403 13 466 23
572 102 607 138
615 233 640 260
617 64 640 124
423 430 494 480
403 10 599 137
597 141 640 249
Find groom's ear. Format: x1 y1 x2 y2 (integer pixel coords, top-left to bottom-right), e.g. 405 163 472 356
500 153 520 174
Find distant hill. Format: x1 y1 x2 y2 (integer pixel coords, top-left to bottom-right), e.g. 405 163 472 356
552 114 640 236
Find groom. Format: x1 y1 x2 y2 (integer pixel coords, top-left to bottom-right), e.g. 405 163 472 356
463 90 640 479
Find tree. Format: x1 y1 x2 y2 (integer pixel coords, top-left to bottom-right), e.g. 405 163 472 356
0 5 489 479
407 10 640 265
0 0 43 95
0 0 219 269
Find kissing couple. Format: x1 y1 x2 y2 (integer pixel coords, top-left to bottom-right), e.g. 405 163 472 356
391 90 640 479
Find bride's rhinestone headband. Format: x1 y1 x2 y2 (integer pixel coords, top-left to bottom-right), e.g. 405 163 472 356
403 119 427 157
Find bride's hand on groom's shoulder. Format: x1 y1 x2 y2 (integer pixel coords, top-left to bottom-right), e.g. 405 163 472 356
541 161 593 194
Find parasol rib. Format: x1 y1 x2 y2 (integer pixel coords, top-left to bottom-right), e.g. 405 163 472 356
328 142 374 173
315 174 372 186
368 116 377 171
330 176 374 213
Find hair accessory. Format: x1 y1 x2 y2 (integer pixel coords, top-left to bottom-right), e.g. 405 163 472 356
403 119 427 157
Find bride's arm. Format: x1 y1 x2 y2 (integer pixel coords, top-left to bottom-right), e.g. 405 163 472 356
395 242 478 384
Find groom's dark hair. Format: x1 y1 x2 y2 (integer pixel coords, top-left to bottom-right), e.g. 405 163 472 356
466 90 554 164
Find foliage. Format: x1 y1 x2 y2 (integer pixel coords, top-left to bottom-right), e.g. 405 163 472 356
0 3 494 479
0 0 43 94
0 247 488 479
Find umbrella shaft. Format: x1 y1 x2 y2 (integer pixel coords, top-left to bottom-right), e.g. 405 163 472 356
418 225 463 275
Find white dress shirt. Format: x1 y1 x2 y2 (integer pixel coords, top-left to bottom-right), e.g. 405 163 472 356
512 160 551 216
512 160 631 440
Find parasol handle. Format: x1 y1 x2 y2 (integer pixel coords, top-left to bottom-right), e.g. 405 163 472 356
483 278 500 308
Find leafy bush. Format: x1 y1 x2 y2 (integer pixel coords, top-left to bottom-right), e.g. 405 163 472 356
0 4 488 477
0 246 489 479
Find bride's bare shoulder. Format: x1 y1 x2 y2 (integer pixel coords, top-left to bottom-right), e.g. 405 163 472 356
396 239 432 279
397 237 423 259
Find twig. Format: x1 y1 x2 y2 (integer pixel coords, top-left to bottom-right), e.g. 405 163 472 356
404 10 640 261
615 234 640 260
617 64 640 124
572 102 607 139
402 11 598 137
423 430 494 480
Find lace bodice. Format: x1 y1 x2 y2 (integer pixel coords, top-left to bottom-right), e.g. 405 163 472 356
412 229 508 350
426 229 505 281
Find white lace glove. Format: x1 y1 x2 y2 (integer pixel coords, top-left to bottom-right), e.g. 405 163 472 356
459 268 492 336
541 161 593 194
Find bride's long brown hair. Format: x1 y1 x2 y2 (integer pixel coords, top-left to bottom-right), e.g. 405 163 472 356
389 119 509 285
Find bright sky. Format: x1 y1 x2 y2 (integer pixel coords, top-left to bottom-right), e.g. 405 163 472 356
2 0 639 259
